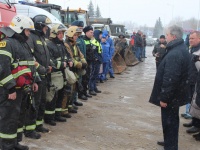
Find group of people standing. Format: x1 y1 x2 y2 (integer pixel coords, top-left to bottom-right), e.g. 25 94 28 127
0 14 115 150
130 30 147 61
150 25 200 150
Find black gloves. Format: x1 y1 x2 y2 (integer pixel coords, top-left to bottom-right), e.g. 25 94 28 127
82 63 87 69
192 55 200 62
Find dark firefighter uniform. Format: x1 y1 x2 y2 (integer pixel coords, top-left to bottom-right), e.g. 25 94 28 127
44 24 72 125
0 17 38 150
24 15 52 138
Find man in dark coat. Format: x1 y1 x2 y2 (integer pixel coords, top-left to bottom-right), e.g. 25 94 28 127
135 30 143 61
152 35 167 69
149 25 190 150
183 31 200 135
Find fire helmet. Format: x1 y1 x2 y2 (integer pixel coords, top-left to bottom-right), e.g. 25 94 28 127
50 24 67 38
9 15 35 34
66 26 82 38
32 15 52 32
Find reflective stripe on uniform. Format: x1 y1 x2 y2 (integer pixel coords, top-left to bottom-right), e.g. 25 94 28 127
25 125 36 130
45 110 55 115
55 108 62 112
12 68 31 79
57 61 61 69
17 127 23 133
36 40 42 45
36 120 43 126
84 40 90 45
0 74 14 85
62 108 68 112
12 61 35 68
0 50 14 62
0 132 17 139
91 39 102 53
68 105 72 108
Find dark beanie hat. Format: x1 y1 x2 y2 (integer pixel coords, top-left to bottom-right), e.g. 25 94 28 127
83 26 93 33
71 20 84 27
160 35 165 39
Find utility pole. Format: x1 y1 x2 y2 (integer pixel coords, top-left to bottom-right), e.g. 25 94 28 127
197 0 200 30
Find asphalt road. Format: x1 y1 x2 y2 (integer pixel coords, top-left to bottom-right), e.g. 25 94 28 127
23 46 199 150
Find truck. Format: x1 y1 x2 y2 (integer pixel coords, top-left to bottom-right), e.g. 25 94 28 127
0 0 16 28
61 7 88 27
10 0 62 22
88 17 130 39
88 17 138 73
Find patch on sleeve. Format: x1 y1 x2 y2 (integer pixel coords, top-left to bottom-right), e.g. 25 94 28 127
0 41 6 47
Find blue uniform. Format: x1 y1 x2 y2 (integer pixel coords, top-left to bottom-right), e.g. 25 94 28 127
100 41 110 80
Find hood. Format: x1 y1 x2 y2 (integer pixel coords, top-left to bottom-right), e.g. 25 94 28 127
94 30 102 42
102 30 108 36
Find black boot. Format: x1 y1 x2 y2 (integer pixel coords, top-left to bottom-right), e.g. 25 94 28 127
55 116 66 122
68 108 77 113
36 125 49 133
89 91 97 96
183 121 193 127
94 89 101 93
44 120 56 126
74 101 83 106
14 143 29 150
85 93 92 98
24 131 41 139
62 113 72 118
157 141 164 146
78 95 88 100
194 133 200 141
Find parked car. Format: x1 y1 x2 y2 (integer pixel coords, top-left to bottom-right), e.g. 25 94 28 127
146 38 155 46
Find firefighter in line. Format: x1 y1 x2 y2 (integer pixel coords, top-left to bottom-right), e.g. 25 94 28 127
71 20 90 101
24 15 53 139
63 26 87 114
44 23 73 126
0 15 39 150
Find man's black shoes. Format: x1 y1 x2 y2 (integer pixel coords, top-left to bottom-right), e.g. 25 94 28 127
157 141 164 146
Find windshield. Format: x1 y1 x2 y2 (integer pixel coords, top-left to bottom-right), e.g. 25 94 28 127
64 12 87 26
50 9 62 22
110 26 125 34
77 13 87 27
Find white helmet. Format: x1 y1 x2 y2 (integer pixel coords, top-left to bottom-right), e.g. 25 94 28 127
9 15 35 34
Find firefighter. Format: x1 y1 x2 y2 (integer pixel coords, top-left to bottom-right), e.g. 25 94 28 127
24 15 52 139
0 15 39 150
44 23 73 126
64 26 87 113
71 20 89 101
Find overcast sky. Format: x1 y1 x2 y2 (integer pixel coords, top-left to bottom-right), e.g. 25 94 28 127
48 0 200 27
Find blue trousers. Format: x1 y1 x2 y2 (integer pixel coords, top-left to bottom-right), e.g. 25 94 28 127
100 62 109 81
89 62 101 91
135 47 142 61
108 60 114 77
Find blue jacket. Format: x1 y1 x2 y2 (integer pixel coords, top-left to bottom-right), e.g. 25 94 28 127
107 37 114 59
76 35 86 58
101 41 110 63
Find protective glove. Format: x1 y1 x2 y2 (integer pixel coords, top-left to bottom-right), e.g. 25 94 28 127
82 63 87 69
192 55 200 62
